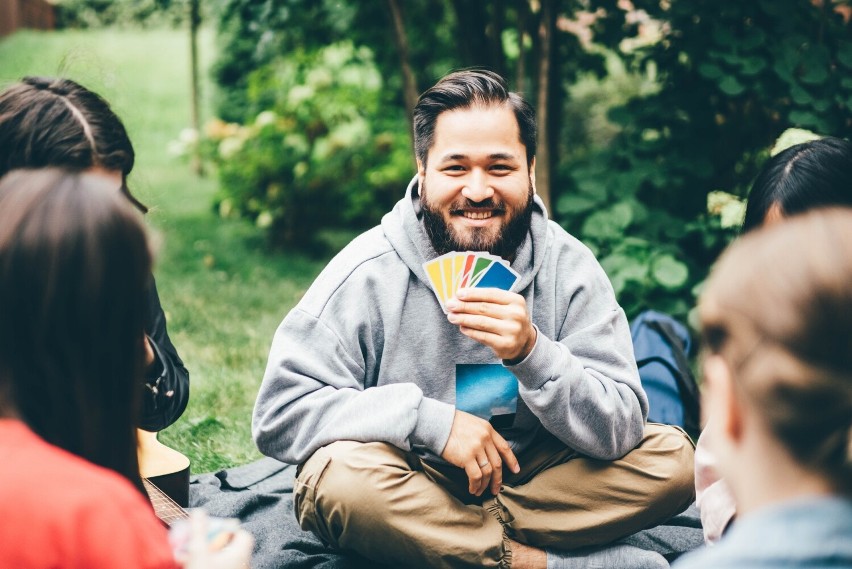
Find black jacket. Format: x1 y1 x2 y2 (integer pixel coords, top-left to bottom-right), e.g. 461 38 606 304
141 278 189 431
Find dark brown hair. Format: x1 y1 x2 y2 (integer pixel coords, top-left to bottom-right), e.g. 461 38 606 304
700 208 852 494
413 69 536 167
0 169 152 493
0 77 147 212
742 137 852 232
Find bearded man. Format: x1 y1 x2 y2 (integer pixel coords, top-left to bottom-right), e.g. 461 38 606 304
252 70 695 569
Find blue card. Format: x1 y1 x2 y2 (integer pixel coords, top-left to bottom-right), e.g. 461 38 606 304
472 261 519 291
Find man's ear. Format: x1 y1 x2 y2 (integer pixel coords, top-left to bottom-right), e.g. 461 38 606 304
416 159 425 196
703 354 744 445
529 157 537 194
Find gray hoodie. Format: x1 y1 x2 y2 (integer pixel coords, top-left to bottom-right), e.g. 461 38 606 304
252 178 647 465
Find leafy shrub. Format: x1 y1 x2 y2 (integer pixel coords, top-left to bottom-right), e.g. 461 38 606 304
205 42 412 252
555 0 852 324
54 0 211 28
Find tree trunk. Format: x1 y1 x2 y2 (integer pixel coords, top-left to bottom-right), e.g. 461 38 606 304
515 0 529 93
449 0 491 66
189 0 203 176
488 0 507 77
535 0 555 212
387 0 419 143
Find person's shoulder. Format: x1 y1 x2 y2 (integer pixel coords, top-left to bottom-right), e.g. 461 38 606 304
0 425 174 569
545 219 600 263
296 225 402 317
38 454 175 568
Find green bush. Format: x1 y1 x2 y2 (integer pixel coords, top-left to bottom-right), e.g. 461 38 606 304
555 0 852 324
205 42 412 252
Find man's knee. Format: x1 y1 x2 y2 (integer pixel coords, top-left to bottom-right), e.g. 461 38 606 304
294 441 411 543
639 423 696 504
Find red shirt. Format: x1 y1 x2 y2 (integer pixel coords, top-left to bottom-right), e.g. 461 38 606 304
0 419 179 569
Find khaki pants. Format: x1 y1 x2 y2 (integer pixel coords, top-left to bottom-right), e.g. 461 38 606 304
294 423 695 569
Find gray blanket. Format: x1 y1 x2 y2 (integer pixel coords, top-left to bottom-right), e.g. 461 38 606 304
190 458 704 569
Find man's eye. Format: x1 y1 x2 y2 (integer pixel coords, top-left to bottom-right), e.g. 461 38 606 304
443 165 465 172
491 164 513 172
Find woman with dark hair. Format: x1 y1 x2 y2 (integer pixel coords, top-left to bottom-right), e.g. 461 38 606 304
695 135 852 544
741 136 852 231
0 169 172 567
675 209 852 568
0 76 188 432
0 169 251 569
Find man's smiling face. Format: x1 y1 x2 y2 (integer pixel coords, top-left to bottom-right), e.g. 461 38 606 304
418 103 535 259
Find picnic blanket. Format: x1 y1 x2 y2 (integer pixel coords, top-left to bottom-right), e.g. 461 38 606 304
190 458 704 569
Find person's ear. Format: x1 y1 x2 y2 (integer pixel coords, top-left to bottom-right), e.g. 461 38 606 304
529 157 537 194
703 354 744 445
416 159 425 196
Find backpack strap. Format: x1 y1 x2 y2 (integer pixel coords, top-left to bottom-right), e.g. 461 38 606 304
646 319 701 438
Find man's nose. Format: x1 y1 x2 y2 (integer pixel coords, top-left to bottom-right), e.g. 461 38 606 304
461 170 494 202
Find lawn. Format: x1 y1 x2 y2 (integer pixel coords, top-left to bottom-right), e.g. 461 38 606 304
0 27 329 472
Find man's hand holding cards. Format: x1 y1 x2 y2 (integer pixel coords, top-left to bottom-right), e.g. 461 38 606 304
423 252 535 362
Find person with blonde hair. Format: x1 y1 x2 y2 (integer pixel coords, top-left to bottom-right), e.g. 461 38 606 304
694 135 852 543
675 208 852 568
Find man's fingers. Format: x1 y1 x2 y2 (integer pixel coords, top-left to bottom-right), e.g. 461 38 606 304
484 444 503 495
458 326 510 351
463 460 485 495
475 455 493 496
492 432 520 474
449 312 503 333
455 287 515 304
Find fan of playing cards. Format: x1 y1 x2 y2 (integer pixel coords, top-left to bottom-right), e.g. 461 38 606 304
423 251 520 313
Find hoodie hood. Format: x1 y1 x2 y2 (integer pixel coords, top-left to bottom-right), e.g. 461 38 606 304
380 176 551 293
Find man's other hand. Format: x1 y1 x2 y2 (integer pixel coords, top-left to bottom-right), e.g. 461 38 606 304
441 410 520 496
445 288 537 363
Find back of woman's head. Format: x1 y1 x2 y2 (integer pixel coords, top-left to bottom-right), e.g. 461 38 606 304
0 169 151 489
700 208 852 493
742 137 852 231
0 77 146 212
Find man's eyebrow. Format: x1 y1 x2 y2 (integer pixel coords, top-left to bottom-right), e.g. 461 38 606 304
436 152 519 163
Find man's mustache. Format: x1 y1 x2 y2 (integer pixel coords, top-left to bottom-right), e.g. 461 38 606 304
449 198 507 213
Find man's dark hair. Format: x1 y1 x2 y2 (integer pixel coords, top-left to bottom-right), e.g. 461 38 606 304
0 169 151 495
413 69 536 167
0 76 147 212
743 136 852 232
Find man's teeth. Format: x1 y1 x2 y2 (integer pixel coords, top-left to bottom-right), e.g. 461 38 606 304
463 211 492 220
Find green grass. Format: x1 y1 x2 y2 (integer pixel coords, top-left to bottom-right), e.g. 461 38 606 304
0 28 329 472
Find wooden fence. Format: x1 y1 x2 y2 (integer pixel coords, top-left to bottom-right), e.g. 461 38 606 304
0 0 55 37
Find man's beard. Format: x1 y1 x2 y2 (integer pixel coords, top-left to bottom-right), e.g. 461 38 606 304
421 181 535 260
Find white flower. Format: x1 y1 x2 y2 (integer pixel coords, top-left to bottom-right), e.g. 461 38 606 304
256 211 274 229
219 137 244 159
255 110 278 128
770 128 822 156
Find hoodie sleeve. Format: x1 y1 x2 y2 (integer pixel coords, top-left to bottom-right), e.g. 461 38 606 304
252 307 456 465
507 252 647 460
139 277 190 432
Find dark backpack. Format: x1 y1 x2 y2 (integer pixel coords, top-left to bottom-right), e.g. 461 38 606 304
630 310 701 440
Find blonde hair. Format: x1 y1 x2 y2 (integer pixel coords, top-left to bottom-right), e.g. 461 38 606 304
699 208 852 494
